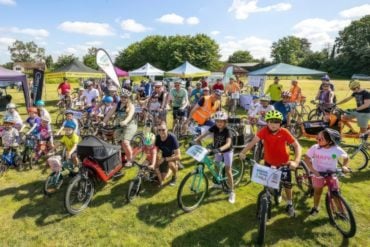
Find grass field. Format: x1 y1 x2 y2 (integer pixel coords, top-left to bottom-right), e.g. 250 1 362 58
0 79 369 246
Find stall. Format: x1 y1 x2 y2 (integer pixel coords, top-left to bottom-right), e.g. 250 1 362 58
165 61 210 78
129 63 164 77
45 59 105 80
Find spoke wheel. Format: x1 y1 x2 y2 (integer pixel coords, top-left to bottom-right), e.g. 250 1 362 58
222 156 245 189
126 177 142 202
256 196 268 245
294 161 313 196
44 172 64 195
339 145 368 171
64 175 94 215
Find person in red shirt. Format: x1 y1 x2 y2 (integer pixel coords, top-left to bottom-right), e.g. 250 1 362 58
200 77 208 88
57 77 71 97
212 78 224 91
240 110 302 217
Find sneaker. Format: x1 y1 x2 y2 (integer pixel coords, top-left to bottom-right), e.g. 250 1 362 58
309 207 319 216
286 204 295 217
228 191 236 204
169 176 177 186
211 183 223 189
125 161 133 168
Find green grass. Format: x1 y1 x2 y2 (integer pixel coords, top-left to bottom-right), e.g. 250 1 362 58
0 79 369 246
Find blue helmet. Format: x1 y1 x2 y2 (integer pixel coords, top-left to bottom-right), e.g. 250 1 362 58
64 120 76 129
102 96 113 103
35 100 45 106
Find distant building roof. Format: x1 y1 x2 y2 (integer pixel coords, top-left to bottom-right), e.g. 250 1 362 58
231 62 259 67
13 62 46 71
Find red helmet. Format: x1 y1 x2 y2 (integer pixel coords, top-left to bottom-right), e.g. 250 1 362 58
28 107 38 113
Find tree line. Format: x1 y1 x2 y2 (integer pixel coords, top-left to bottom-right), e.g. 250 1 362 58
3 15 370 78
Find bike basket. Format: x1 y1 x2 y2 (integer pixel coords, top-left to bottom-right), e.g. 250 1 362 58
47 155 62 172
303 121 328 135
186 145 208 162
251 164 282 190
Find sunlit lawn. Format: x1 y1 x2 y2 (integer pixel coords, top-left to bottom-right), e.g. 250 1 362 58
0 79 369 246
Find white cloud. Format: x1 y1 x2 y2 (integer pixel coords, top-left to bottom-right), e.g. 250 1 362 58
120 19 150 32
85 41 102 46
220 36 272 60
224 35 236 40
58 21 115 36
65 47 78 54
186 17 200 25
228 0 291 20
0 37 16 47
157 13 184 24
120 33 131 39
0 0 16 6
340 4 370 19
210 30 220 36
0 27 49 39
293 18 351 50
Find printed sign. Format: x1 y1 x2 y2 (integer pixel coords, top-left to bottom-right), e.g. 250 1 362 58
32 69 44 104
96 48 120 88
251 164 282 189
186 145 209 162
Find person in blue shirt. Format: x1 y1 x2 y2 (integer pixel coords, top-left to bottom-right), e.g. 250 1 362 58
273 91 292 126
190 82 203 105
144 80 153 97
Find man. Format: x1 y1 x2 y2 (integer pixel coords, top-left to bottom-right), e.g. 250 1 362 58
57 77 71 98
337 80 370 134
265 76 283 104
148 81 168 122
225 75 240 96
200 77 208 88
155 122 181 186
82 80 100 106
289 80 302 104
212 78 224 91
169 80 189 121
190 82 203 105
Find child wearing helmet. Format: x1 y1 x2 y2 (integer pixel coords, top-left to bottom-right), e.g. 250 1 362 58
304 128 349 216
92 96 114 123
0 117 20 151
273 91 292 126
25 107 41 135
249 96 274 126
141 132 161 183
5 103 23 131
35 100 51 123
35 116 55 152
240 110 302 217
194 111 236 204
56 110 79 135
59 120 80 172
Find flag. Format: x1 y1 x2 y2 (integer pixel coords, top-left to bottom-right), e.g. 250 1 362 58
96 48 120 88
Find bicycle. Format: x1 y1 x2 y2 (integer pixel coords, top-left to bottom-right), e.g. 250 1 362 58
290 96 311 122
172 108 188 140
177 145 245 212
339 134 369 171
307 101 335 121
227 92 240 117
0 145 23 176
21 134 37 169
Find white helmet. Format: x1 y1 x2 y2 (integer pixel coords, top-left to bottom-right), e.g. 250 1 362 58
120 88 132 97
6 103 16 109
214 111 228 121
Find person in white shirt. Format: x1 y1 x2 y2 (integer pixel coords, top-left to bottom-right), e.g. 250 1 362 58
4 103 23 131
249 96 274 126
82 80 100 106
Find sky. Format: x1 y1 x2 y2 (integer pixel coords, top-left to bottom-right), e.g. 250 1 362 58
1 0 370 64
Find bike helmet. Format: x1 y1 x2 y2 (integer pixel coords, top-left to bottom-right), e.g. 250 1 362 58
321 75 330 81
229 75 236 80
154 81 162 87
213 89 222 96
85 80 93 86
281 91 291 97
143 132 155 146
265 110 283 121
64 120 76 129
108 86 117 92
260 96 270 102
28 107 38 113
214 111 228 121
196 82 201 86
323 128 341 145
349 80 360 90
121 88 132 97
65 110 74 115
203 87 210 91
252 95 259 100
79 87 84 91
102 96 113 103
6 103 16 109
35 100 45 106
41 116 50 122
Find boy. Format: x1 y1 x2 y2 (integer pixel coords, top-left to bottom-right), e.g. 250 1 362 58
59 121 80 172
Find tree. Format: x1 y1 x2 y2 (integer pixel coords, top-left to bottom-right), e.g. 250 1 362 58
83 47 98 70
53 54 78 70
2 62 13 70
271 36 311 65
299 49 329 70
45 55 54 70
8 40 45 63
227 50 254 63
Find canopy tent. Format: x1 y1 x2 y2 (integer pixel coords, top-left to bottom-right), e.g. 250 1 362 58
115 66 129 77
45 59 105 79
0 66 31 108
129 63 164 77
166 61 211 78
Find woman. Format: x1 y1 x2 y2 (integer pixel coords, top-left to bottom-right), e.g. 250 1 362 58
104 89 137 167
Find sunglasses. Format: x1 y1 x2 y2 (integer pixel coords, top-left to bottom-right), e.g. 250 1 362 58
267 120 281 124
158 129 167 132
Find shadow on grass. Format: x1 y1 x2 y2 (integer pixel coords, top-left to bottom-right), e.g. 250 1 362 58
341 169 370 184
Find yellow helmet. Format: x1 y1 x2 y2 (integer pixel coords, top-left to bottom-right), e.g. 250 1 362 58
349 80 360 90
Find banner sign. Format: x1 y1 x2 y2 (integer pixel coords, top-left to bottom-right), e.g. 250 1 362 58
223 66 233 86
96 48 120 88
251 164 282 190
32 69 44 104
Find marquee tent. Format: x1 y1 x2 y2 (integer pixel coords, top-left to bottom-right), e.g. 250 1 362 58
0 66 31 108
45 59 105 79
166 61 211 78
129 63 164 77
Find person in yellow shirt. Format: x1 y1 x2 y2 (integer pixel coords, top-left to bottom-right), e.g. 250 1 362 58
265 76 283 104
59 120 80 172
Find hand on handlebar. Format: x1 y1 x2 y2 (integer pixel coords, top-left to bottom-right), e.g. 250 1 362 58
239 152 246 160
287 160 298 170
342 166 351 174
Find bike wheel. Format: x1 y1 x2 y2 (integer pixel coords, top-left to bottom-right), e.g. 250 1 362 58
126 177 142 202
173 122 181 140
15 155 24 171
177 170 208 212
222 156 245 189
308 109 321 121
339 145 368 171
257 196 268 245
294 161 313 196
55 113 65 128
325 193 356 238
289 122 302 139
302 105 311 120
131 132 144 149
44 172 64 195
64 175 94 215
0 162 7 177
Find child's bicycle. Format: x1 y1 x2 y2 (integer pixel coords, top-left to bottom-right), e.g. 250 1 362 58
21 134 37 169
177 145 245 212
0 144 23 176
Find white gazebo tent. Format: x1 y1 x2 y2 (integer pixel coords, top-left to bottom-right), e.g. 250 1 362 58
129 63 164 77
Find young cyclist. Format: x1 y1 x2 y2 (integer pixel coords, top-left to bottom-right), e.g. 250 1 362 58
273 91 292 126
59 120 80 172
194 111 236 204
34 116 55 157
1 117 20 158
249 96 274 126
240 110 302 216
304 128 349 216
56 110 79 135
25 107 41 135
35 100 51 122
4 103 23 131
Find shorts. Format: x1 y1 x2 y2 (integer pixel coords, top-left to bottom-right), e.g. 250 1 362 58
265 162 292 189
215 150 234 167
116 123 137 141
312 175 339 191
173 107 187 120
345 111 370 128
159 161 169 173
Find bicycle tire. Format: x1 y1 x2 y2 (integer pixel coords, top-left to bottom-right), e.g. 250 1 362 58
339 145 368 171
257 196 268 245
0 162 7 177
308 109 322 121
126 177 142 202
173 122 181 140
221 156 245 189
294 161 313 196
177 170 208 212
44 172 64 195
325 193 356 238
64 174 94 215
15 155 24 171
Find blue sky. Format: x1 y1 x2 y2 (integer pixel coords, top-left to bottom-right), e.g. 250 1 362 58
1 0 370 64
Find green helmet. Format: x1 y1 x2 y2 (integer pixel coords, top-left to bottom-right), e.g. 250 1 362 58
349 80 360 90
144 132 155 146
265 110 283 121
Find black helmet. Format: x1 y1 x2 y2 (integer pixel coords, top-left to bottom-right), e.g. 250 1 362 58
323 128 341 145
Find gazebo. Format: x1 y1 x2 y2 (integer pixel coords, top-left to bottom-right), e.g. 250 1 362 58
45 59 105 79
129 63 164 77
166 61 210 78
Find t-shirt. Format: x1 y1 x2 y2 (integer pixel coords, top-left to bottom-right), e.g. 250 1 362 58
170 88 188 108
352 90 370 113
155 133 179 158
306 144 348 172
36 124 53 140
225 83 240 95
39 108 51 122
212 83 224 91
289 85 301 102
201 80 208 88
266 83 283 101
257 127 295 166
273 101 291 123
83 88 100 105
60 133 80 151
191 88 203 103
143 145 157 163
26 116 41 128
58 82 71 95
208 125 232 152
1 128 19 147
319 82 335 91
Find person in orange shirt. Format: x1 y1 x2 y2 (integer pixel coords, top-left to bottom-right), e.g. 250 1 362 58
225 75 241 95
289 80 302 104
